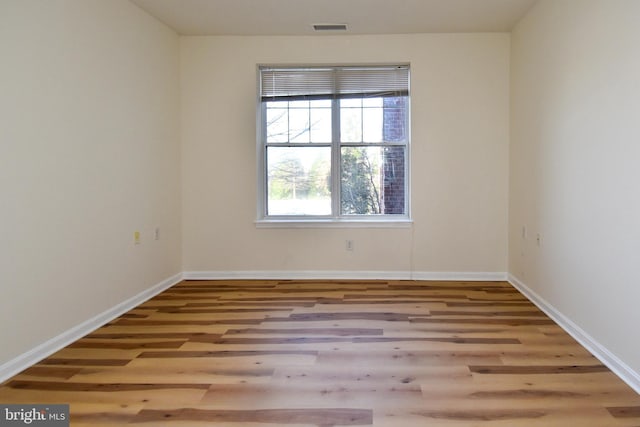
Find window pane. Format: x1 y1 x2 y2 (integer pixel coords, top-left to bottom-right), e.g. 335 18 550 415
341 146 405 215
362 97 383 107
289 108 310 143
310 107 331 142
267 147 331 215
266 107 288 142
341 96 408 144
340 107 361 142
362 107 383 142
310 99 331 108
381 97 408 143
289 100 309 109
341 98 361 108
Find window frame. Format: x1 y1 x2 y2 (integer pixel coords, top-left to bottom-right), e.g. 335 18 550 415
256 64 411 227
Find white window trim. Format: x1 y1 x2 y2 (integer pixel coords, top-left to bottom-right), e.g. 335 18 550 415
255 218 413 229
255 64 411 227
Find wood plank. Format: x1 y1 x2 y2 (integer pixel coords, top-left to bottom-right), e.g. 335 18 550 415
6 380 210 392
137 350 318 358
410 317 555 325
67 366 274 385
17 366 83 380
132 408 373 425
200 382 424 408
469 365 610 374
38 358 131 366
607 406 640 418
85 332 222 340
68 340 185 349
225 327 383 336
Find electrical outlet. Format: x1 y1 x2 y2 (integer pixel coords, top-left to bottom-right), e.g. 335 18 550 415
346 240 354 251
536 233 541 246
134 231 141 245
154 227 160 241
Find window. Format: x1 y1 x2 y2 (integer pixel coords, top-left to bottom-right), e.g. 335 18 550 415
258 65 410 224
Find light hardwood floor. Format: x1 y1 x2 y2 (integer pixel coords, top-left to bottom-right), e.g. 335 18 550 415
1 280 640 426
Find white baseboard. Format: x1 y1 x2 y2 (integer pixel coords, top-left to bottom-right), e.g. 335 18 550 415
508 273 640 394
182 270 508 281
0 272 183 383
411 271 507 281
183 270 409 280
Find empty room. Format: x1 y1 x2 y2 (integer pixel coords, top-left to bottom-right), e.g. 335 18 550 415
1 0 640 425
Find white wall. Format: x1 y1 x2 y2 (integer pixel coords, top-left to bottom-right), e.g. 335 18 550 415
0 0 181 366
181 34 510 276
510 0 640 378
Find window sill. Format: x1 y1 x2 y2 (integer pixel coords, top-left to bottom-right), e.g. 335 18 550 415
255 218 413 229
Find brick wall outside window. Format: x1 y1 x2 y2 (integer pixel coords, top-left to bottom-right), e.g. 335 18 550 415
382 97 407 214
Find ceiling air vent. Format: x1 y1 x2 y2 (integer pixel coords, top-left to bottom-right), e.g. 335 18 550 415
313 24 348 31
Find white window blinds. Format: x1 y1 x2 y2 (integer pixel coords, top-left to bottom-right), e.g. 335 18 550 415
260 65 409 101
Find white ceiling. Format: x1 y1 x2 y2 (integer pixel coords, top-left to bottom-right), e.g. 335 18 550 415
130 0 538 36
